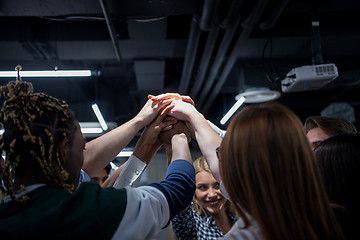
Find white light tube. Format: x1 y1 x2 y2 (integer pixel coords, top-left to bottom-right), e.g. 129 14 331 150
80 127 103 134
2 126 105 135
0 70 92 77
220 96 246 125
116 151 134 157
91 103 108 131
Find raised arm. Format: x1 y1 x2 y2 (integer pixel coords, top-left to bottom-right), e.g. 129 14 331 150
82 98 172 177
163 99 222 183
103 104 177 188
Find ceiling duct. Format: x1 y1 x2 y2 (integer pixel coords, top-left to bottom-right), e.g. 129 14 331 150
220 0 244 29
191 0 243 101
190 26 220 98
178 17 202 94
199 0 220 31
99 0 122 61
201 0 289 113
200 0 270 111
196 17 241 106
258 0 288 30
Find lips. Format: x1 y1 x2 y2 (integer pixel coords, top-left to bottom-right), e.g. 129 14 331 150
207 199 220 207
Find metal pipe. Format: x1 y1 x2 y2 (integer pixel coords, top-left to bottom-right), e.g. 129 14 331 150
197 17 240 107
190 25 220 99
221 0 244 29
258 0 288 30
99 0 122 61
199 0 220 31
178 17 201 94
202 0 272 113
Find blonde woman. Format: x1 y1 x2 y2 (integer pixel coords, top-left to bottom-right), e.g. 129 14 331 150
171 156 237 239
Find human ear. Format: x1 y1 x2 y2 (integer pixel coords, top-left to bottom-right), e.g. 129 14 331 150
59 139 70 165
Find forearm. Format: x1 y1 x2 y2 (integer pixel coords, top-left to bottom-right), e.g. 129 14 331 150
132 137 160 165
149 159 195 219
170 135 192 165
82 117 144 177
188 112 222 183
102 161 127 188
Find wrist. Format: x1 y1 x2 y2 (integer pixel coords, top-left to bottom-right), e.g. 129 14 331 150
188 111 205 127
131 115 147 130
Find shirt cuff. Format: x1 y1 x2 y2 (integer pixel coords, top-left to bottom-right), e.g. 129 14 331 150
113 154 147 189
79 169 90 184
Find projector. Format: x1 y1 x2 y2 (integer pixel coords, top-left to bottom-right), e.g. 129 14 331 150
281 63 338 93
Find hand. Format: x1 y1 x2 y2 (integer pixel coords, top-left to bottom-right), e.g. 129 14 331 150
167 99 198 122
134 98 172 129
133 104 175 163
159 120 192 144
162 116 178 131
148 93 195 106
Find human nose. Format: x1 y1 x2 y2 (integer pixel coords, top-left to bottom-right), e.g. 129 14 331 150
207 187 218 198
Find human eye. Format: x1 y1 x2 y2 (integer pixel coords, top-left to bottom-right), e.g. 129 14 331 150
197 185 207 191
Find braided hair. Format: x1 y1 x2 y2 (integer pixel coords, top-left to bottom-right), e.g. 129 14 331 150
0 66 77 202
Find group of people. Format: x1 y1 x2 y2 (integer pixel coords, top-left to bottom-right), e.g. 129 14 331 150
0 76 358 240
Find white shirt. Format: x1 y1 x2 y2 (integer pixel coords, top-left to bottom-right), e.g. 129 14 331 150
113 154 146 188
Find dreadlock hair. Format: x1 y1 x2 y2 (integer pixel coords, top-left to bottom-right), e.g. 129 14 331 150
0 75 77 202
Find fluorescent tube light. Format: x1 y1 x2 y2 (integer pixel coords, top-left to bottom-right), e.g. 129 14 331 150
91 103 108 131
220 96 246 125
1 123 110 136
0 70 93 77
116 150 133 157
80 127 103 134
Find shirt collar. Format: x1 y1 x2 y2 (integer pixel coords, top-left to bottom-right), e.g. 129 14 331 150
2 184 46 203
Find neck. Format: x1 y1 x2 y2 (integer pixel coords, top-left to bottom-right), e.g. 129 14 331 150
212 210 234 234
13 168 49 192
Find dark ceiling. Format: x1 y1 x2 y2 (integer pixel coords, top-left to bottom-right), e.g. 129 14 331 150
1 0 360 143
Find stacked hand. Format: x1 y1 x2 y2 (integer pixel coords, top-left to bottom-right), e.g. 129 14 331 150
133 103 176 163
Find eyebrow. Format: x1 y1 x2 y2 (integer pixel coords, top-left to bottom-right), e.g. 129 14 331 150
311 140 322 145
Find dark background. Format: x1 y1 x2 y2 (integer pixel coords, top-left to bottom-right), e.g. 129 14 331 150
1 0 359 147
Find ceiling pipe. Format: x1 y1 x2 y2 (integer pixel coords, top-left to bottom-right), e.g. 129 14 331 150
196 0 245 107
179 0 221 94
220 0 244 29
202 0 275 114
197 17 241 108
258 0 288 30
192 0 243 100
190 25 220 99
178 16 202 94
199 0 220 31
99 0 122 61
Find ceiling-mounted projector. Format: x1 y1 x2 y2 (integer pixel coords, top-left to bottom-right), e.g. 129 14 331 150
281 63 338 93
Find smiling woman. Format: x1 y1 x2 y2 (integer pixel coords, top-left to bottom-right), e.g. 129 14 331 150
171 156 238 240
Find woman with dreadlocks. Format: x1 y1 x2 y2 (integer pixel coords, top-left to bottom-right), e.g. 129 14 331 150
0 77 195 239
